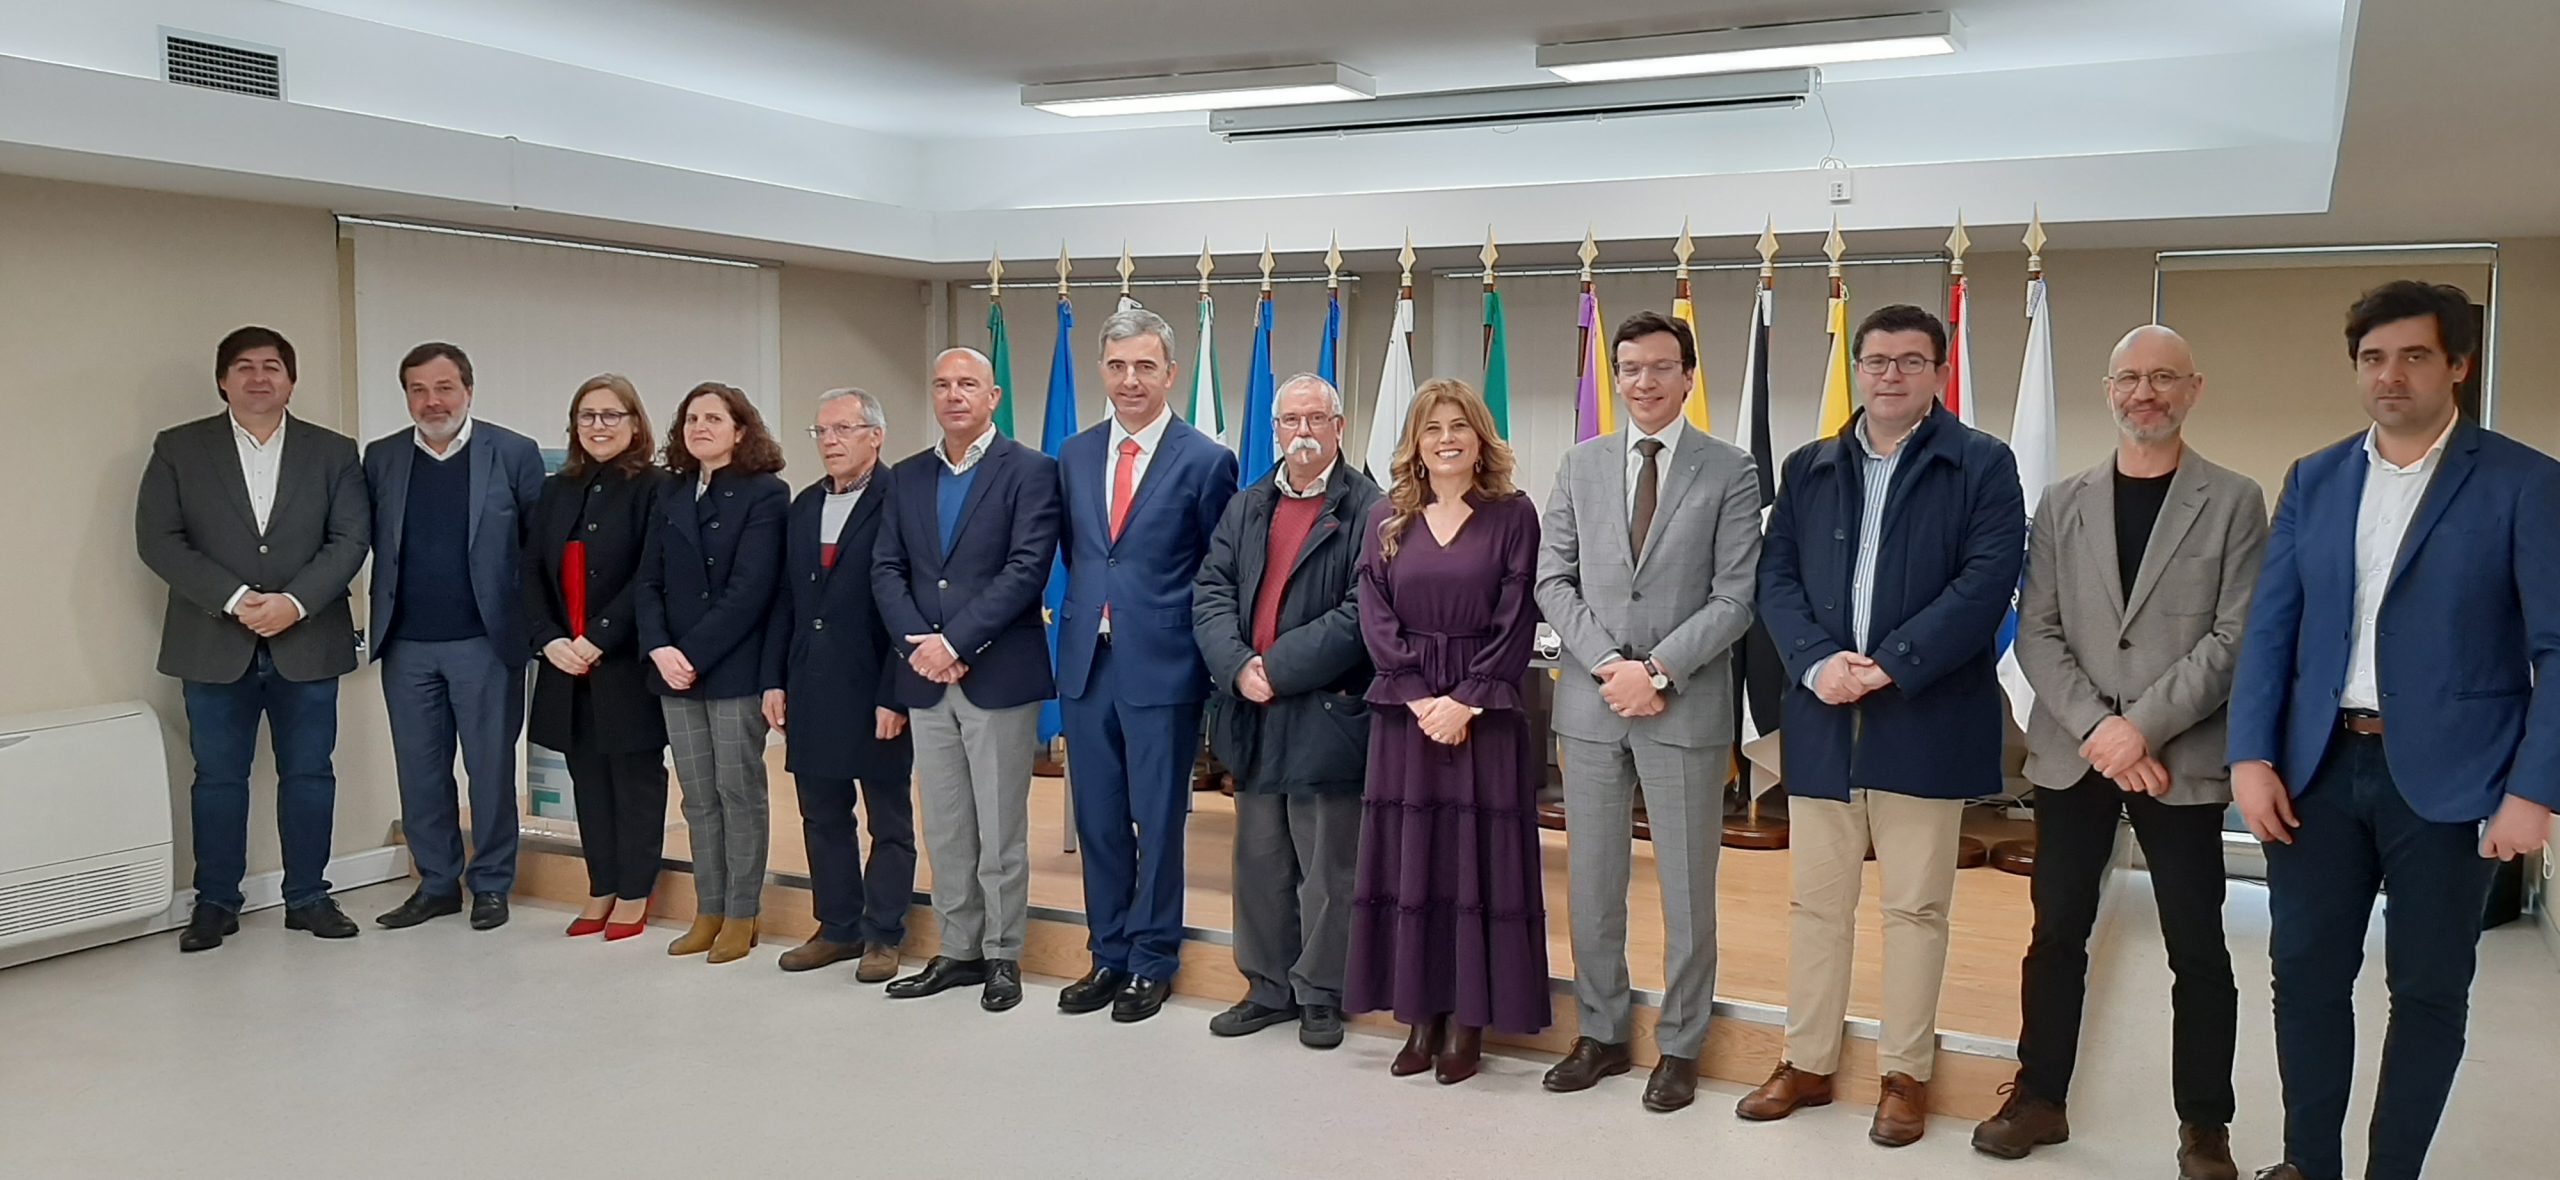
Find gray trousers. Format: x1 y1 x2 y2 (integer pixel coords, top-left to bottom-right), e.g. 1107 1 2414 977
1560 734 1726 1058
383 638 524 898
664 696 771 919
910 691 1037 961
1231 790 1363 1009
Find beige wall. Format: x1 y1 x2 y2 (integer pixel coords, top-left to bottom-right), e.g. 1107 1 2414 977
776 266 932 478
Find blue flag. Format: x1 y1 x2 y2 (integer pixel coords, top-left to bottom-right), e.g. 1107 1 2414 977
1316 291 1342 388
1237 297 1277 488
1037 297 1078 745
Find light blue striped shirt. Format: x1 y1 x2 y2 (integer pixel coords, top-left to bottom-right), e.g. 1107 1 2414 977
1804 414 1908 689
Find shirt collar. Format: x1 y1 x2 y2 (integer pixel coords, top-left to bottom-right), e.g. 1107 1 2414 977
1109 405 1174 455
1277 457 1337 499
940 424 998 473
230 412 288 450
1625 416 1683 459
414 415 475 461
1852 412 1919 461
2361 414 2459 475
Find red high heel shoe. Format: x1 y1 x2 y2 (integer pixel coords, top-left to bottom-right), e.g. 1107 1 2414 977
602 920 647 941
566 915 609 937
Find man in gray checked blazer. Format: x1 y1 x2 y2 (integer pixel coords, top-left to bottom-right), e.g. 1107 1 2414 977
1533 310 1764 1114
1971 324 2264 1180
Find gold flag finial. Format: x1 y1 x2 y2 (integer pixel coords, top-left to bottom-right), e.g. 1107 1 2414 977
1577 228 1598 282
1055 243 1071 296
1116 243 1134 295
1258 236 1276 293
1479 226 1499 288
2023 205 2048 272
1824 218 1846 276
1756 218 1780 278
1325 233 1342 291
1196 240 1214 296
1947 213 1971 277
1397 230 1417 289
1674 218 1695 279
987 252 1005 298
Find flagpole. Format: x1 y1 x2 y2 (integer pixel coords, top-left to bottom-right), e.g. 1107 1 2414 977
1947 213 1974 427
1574 228 1604 441
988 252 1014 437
1362 231 1419 480
1479 226 1511 436
1037 244 1074 781
1672 218 1711 434
1726 220 1790 851
1989 207 2057 877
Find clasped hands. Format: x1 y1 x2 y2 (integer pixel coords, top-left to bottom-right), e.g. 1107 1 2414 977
542 636 606 677
233 591 300 639
1810 652 1895 706
1410 695 1474 745
1595 658 1667 719
903 633 968 685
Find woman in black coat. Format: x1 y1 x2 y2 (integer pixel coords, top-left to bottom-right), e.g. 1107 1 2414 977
524 375 669 940
637 382 789 965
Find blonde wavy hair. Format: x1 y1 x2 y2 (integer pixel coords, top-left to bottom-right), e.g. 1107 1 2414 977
1377 377 1519 562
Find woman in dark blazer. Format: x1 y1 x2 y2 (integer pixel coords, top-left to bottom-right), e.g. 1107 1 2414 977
637 382 789 965
525 375 669 941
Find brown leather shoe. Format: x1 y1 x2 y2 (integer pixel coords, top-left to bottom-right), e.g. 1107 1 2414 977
1434 1024 1485 1085
2177 1124 2240 1180
1642 1054 1699 1113
2252 1166 2307 1180
1736 1062 1834 1121
1542 1037 1632 1093
1390 1016 1446 1077
1970 1080 2068 1158
778 937 863 973
854 943 901 983
1869 1072 1929 1147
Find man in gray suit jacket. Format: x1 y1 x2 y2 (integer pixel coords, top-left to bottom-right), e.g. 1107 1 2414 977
1533 311 1764 1113
137 326 371 952
363 342 548 932
1971 325 2265 1180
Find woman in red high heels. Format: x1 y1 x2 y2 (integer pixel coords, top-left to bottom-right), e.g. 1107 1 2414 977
524 375 670 940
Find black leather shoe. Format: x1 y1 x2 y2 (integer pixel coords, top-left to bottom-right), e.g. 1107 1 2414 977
284 898 359 939
1210 999 1299 1037
469 892 510 930
1112 975 1169 1023
178 903 238 953
981 959 1023 1012
1299 1004 1346 1049
885 956 990 999
1058 966 1127 1014
375 890 462 929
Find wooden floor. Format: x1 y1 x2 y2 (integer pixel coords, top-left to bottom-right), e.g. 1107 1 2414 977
653 746 2034 1041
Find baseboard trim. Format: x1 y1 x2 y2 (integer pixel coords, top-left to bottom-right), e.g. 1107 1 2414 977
153 844 413 931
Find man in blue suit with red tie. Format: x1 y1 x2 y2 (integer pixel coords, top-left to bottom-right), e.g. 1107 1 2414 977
2229 281 2558 1180
1054 307 1239 1023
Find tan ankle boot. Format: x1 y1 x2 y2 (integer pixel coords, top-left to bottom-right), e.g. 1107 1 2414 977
707 917 759 964
667 914 723 957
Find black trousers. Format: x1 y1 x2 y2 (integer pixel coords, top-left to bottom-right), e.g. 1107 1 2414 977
566 691 669 901
797 775 918 947
2265 732 2497 1180
2016 770 2237 1124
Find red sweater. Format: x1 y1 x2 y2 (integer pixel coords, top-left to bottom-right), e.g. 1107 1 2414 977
1251 495 1326 653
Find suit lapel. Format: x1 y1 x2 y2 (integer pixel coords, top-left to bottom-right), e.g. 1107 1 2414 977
2387 423 2478 593
2121 458 2209 629
1596 432 1634 574
947 437 1005 550
379 432 417 562
833 479 885 585
1636 430 1706 576
2075 467 2128 623
1112 417 1193 550
665 470 705 554
208 417 264 538
464 428 493 549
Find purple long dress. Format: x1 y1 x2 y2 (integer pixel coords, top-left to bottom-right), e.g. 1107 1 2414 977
1342 492 1551 1034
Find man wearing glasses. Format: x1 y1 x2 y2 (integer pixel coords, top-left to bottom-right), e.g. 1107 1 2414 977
1741 304 2024 1147
762 388 914 983
1972 326 2264 1179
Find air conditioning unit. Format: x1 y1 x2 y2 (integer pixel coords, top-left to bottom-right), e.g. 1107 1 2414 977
0 703 174 960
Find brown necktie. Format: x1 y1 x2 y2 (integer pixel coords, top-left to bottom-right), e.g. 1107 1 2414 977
1629 437 1664 564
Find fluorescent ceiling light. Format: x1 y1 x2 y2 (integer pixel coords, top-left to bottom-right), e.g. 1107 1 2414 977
1539 12 1962 82
1024 63 1375 117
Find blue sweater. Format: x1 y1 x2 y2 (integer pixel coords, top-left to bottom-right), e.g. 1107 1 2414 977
391 448 484 642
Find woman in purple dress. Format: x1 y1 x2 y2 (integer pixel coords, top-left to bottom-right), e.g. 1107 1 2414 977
1344 377 1550 1085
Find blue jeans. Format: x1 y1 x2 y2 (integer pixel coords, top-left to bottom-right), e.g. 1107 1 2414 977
182 646 341 912
2265 730 2498 1180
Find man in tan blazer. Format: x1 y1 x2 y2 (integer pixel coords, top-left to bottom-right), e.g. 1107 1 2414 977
1971 325 2266 1180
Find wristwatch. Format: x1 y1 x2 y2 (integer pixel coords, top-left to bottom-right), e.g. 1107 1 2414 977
1644 658 1672 692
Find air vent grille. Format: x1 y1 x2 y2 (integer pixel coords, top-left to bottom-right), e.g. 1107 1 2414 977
163 32 284 100
0 858 167 941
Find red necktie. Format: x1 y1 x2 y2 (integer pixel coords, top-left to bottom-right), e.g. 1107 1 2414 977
1109 438 1141 540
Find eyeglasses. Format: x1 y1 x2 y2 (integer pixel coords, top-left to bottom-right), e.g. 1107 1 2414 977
807 424 878 442
1612 361 1687 382
1274 413 1338 432
573 410 631 427
1856 354 1938 376
2107 370 2193 394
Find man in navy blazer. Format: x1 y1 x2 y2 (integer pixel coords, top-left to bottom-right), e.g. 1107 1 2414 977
363 342 547 932
2228 282 2557 1180
873 348 1061 1013
1053 308 1239 1023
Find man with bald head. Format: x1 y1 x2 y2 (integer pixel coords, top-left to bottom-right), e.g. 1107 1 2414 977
873 346 1062 1013
1972 324 2265 1178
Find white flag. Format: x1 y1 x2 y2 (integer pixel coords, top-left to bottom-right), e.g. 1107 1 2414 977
1185 295 1228 450
1997 276 2058 729
1362 296 1417 480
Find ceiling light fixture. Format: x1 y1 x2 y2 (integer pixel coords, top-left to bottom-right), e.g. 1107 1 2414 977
1024 63 1376 118
1538 12 1963 83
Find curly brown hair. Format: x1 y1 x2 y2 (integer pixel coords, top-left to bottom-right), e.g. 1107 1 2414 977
558 374 658 479
661 382 784 477
1377 377 1518 563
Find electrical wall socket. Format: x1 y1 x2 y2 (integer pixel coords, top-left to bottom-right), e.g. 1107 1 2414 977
1825 171 1855 204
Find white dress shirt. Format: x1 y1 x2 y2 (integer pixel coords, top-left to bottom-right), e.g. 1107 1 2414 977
939 424 997 474
2341 416 2458 711
222 413 305 619
1097 406 1174 636
1277 456 1337 500
415 415 475 461
1624 417 1686 519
